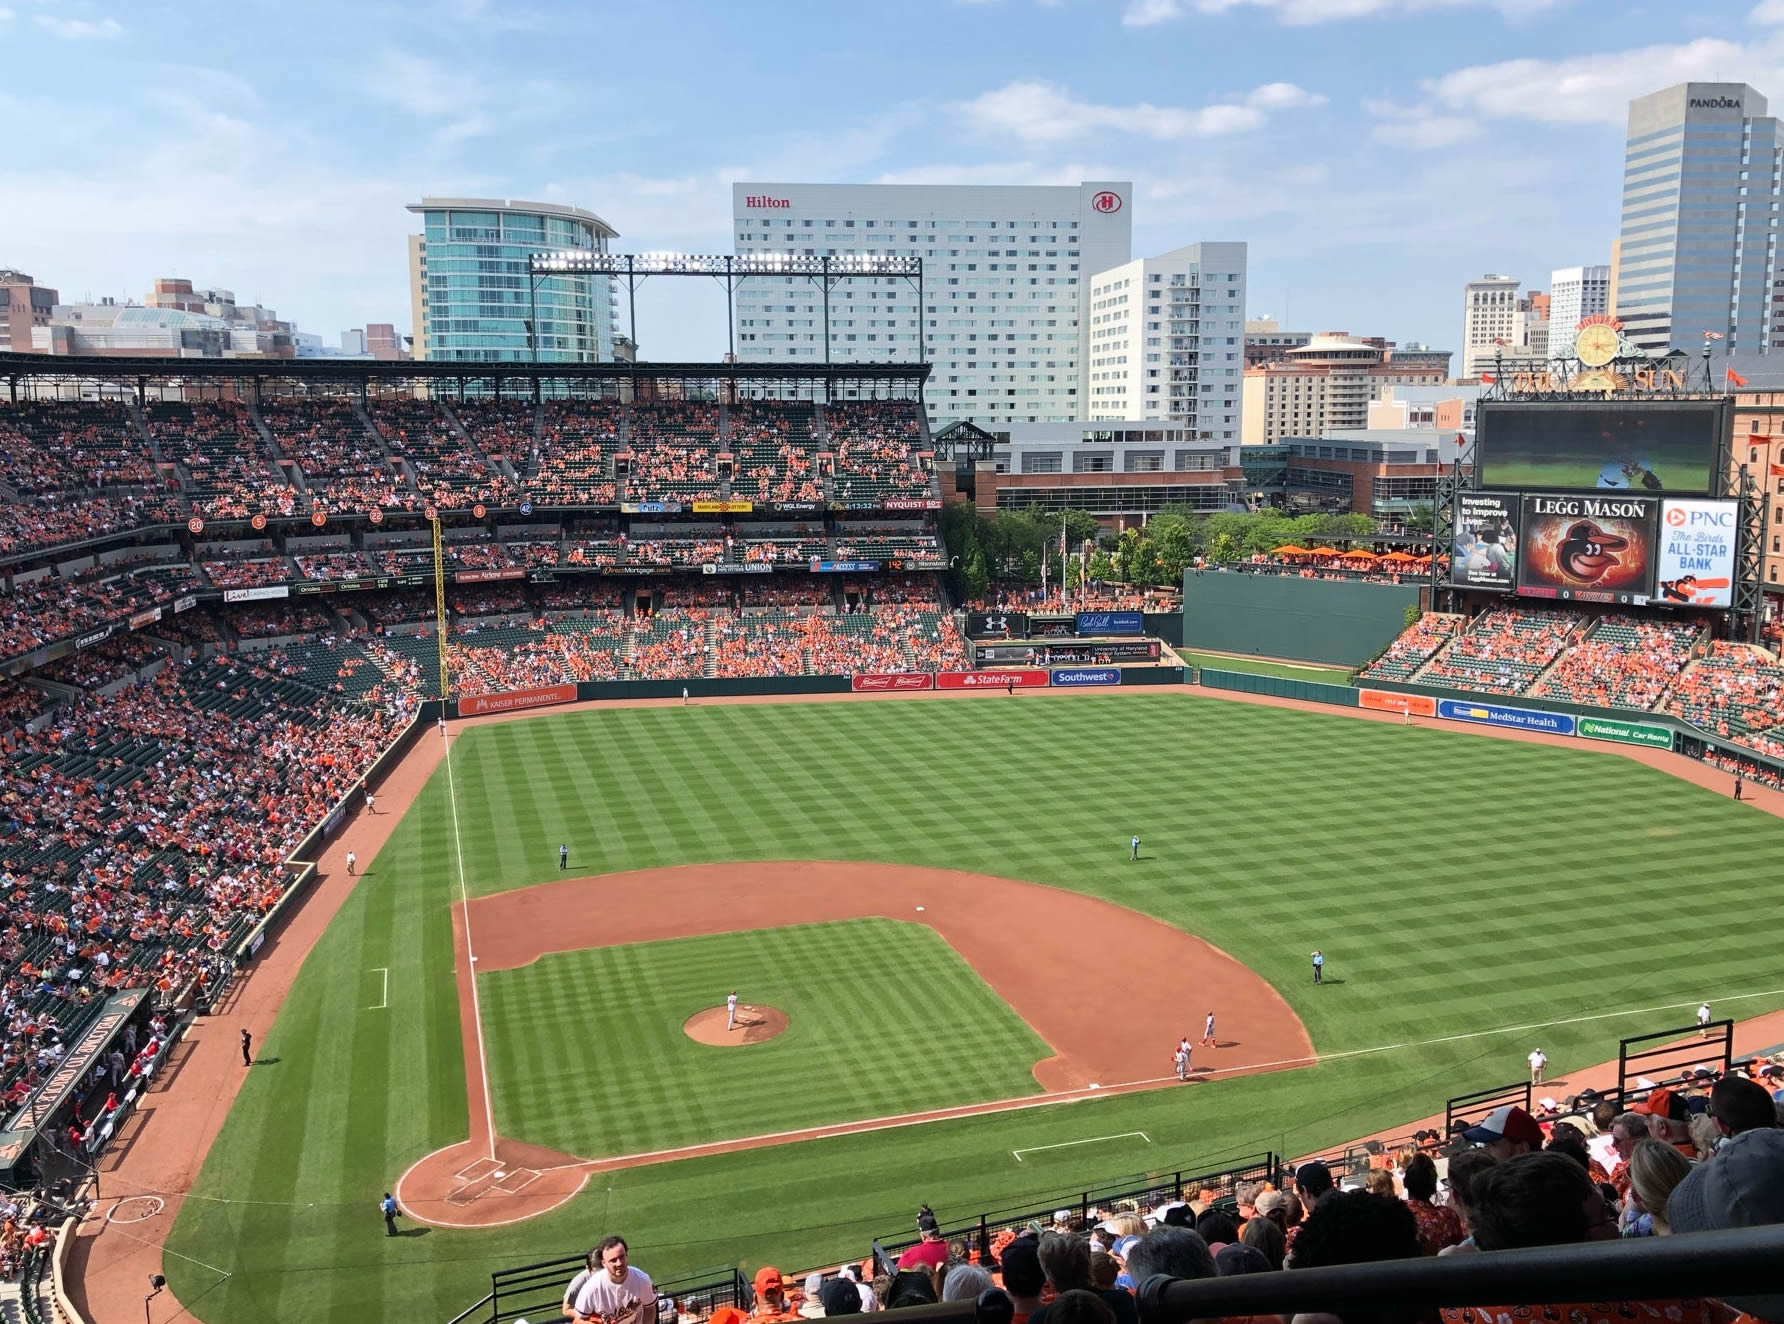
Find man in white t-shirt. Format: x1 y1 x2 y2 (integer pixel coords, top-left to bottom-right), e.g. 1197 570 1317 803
727 991 739 1031
1528 1047 1547 1085
1697 1002 1713 1038
572 1237 655 1324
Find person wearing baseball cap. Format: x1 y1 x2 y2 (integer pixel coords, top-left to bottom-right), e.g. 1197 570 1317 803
1631 1087 1697 1157
1654 1127 1784 1321
1462 1104 1545 1160
751 1268 797 1323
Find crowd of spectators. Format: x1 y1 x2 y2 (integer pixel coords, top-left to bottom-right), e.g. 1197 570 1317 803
0 558 199 662
262 399 404 512
37 633 168 692
370 398 517 507
533 401 620 504
1 655 413 1100
449 400 535 470
626 404 722 504
0 401 160 495
731 401 823 506
451 584 529 618
538 581 625 613
1665 642 1784 757
293 550 382 582
1359 614 1465 684
741 580 828 611
824 400 932 502
142 402 295 520
1532 617 1702 711
202 557 291 590
231 600 334 639
1419 608 1580 695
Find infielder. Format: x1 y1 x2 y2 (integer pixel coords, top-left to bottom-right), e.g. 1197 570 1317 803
1200 1011 1216 1048
727 990 739 1031
1173 1044 1190 1082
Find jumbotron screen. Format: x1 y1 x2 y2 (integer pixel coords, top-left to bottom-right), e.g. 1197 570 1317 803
1477 401 1724 494
1517 494 1657 604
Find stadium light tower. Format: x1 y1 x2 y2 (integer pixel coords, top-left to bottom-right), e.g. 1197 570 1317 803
526 251 923 363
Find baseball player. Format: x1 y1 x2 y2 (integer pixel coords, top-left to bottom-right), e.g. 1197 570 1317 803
364 786 376 815
1130 835 1141 862
240 1028 253 1067
727 990 739 1031
559 843 568 870
345 850 357 876
1200 1011 1216 1049
1173 1044 1190 1082
1698 1002 1713 1038
1311 950 1325 985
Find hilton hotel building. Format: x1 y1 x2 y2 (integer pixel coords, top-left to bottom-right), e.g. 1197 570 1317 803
730 182 1132 427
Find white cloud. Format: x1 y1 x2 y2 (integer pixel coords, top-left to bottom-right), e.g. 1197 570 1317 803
1427 38 1763 125
1125 0 1564 24
955 79 1323 143
34 13 120 38
363 50 466 117
0 8 15 21
1753 0 1784 22
1366 105 1481 149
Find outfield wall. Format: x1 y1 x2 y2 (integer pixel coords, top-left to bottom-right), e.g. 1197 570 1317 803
1180 573 1420 667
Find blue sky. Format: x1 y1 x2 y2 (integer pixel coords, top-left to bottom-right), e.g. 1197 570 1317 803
2 0 1779 361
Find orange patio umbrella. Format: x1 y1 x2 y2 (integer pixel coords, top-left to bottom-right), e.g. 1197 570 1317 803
1340 548 1377 559
1309 545 1342 556
1271 544 1310 556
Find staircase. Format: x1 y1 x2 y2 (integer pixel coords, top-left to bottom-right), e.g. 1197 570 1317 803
355 402 419 490
438 400 512 485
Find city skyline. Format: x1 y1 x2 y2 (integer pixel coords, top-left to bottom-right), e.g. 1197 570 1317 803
2 0 1781 363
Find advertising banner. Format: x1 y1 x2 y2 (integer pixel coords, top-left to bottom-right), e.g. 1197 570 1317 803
1452 492 1520 592
75 624 116 650
936 668 1051 690
1654 499 1737 608
1075 610 1144 636
1051 667 1123 686
173 595 197 614
775 501 823 513
223 585 291 603
1358 689 1437 717
453 568 525 585
702 564 774 575
882 498 942 510
1518 494 1656 604
458 683 577 717
1436 698 1576 735
620 502 682 514
965 611 1029 640
851 673 936 692
1477 401 1721 494
1578 716 1674 749
810 560 880 573
691 500 755 513
128 606 163 630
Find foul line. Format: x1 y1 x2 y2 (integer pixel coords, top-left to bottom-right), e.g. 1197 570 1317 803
441 718 498 1164
368 967 388 1011
1013 1131 1150 1163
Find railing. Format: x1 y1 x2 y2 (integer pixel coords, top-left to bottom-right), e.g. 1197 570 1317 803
1444 1079 1531 1138
1617 1020 1733 1103
817 1228 1784 1324
875 1153 1280 1262
465 1259 747 1324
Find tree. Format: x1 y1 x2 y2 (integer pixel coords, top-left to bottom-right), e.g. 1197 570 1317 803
1405 503 1435 533
962 544 990 600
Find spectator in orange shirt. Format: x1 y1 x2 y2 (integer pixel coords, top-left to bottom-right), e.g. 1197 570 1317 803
1630 1087 1698 1158
749 1268 798 1323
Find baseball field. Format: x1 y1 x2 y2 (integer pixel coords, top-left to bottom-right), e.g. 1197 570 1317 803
158 691 1784 1323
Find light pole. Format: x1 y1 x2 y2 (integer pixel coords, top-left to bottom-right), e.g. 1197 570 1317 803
144 1273 166 1324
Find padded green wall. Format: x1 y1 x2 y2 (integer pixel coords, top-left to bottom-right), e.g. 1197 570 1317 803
1180 573 1421 667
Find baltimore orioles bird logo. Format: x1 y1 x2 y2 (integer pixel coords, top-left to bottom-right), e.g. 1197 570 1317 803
1556 519 1628 583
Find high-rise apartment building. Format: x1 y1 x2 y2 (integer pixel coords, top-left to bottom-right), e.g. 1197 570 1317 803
1083 243 1246 440
407 198 617 363
730 182 1131 425
1547 265 1611 359
1615 83 1783 355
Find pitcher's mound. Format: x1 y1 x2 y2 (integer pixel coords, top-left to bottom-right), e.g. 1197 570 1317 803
684 1005 789 1046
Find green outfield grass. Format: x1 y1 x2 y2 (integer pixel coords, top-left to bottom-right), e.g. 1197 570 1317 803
1182 650 1355 685
482 920 1049 1156
165 692 1784 1324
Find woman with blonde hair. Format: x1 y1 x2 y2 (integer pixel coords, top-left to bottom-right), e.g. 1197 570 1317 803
1624 1138 1693 1237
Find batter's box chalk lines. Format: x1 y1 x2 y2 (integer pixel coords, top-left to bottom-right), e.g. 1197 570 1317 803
1012 1131 1151 1162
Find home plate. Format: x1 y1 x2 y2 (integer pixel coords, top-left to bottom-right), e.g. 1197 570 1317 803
493 1171 507 1179
916 905 925 911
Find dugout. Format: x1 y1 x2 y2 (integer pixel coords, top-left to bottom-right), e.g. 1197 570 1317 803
1180 571 1422 667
